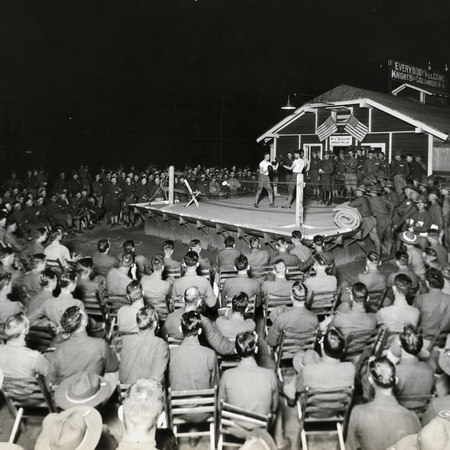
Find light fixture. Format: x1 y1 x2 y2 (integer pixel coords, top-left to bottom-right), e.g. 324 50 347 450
281 93 297 110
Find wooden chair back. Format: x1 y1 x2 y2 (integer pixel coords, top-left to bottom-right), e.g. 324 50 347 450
275 329 319 375
263 294 293 337
2 375 56 443
167 385 218 450
105 294 131 317
26 325 56 353
217 400 271 450
344 328 379 361
365 287 389 312
306 290 338 318
298 386 354 450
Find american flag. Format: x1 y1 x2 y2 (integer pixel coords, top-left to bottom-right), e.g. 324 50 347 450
316 116 338 141
344 115 369 142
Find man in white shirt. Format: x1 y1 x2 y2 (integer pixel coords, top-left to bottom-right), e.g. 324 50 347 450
283 150 305 208
254 152 275 208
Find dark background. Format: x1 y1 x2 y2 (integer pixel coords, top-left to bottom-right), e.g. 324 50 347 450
1 0 449 178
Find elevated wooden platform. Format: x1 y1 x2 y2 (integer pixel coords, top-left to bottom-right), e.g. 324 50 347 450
132 195 364 265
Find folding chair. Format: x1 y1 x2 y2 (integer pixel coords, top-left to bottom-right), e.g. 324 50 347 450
110 325 138 356
167 385 218 450
117 383 131 402
105 294 131 318
2 375 57 444
275 329 319 380
306 289 339 319
217 400 272 450
164 266 181 280
45 258 64 275
218 354 242 374
168 296 185 314
343 328 380 363
184 179 201 208
82 291 112 338
396 393 436 418
286 265 304 282
298 386 354 450
168 336 183 348
365 287 389 313
249 265 270 284
26 325 56 353
218 270 238 296
263 294 293 338
143 294 169 322
427 326 447 351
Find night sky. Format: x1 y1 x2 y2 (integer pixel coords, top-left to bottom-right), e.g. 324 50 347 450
1 0 449 172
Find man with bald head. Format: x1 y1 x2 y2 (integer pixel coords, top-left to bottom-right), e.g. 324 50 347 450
161 286 234 356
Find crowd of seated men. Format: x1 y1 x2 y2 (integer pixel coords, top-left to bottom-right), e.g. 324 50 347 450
0 163 263 244
3 169 450 448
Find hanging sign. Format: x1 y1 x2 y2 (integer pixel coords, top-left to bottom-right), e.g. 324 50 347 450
330 136 352 146
388 60 447 94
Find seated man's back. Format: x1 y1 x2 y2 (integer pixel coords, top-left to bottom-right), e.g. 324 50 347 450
47 306 119 384
28 271 84 329
266 282 318 348
330 282 377 336
169 310 219 392
119 305 169 384
413 269 450 339
346 357 421 450
106 253 134 296
0 313 49 378
219 331 278 420
215 292 256 339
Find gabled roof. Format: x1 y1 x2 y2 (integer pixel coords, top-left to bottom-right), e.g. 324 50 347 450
257 84 450 142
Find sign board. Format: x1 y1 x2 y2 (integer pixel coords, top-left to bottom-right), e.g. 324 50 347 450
389 60 447 94
433 142 450 175
330 135 352 146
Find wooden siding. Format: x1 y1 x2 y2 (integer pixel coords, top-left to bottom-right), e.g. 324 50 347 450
276 135 299 153
371 108 415 132
392 133 428 158
279 113 316 135
361 133 390 147
302 135 321 144
352 107 369 126
317 108 331 125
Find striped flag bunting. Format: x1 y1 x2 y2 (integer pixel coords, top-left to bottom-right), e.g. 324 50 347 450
344 114 369 142
316 116 338 141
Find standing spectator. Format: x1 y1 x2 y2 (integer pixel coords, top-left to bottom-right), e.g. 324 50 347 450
391 152 411 196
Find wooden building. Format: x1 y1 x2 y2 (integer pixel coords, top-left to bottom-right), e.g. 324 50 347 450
257 84 450 175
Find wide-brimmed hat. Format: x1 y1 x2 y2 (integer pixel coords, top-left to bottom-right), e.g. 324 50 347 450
355 185 366 192
413 194 427 204
368 184 382 194
35 406 102 450
403 183 418 192
383 180 394 189
399 231 418 245
54 372 114 410
387 417 450 450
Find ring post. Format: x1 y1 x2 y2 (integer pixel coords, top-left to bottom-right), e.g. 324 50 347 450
168 166 174 205
295 174 304 230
